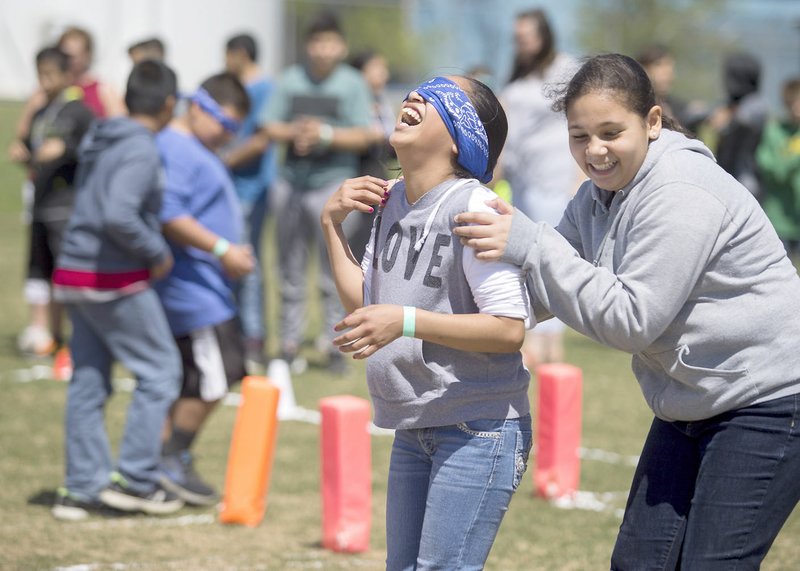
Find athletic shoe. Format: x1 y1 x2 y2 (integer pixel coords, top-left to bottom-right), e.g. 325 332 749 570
159 451 219 506
51 487 123 521
17 325 56 357
327 351 349 376
281 346 308 375
99 472 184 515
244 337 266 375
52 347 73 381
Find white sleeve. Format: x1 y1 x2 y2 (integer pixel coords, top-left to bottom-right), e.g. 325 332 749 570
463 186 532 328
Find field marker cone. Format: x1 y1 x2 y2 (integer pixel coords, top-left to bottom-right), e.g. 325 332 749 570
219 376 280 527
534 363 583 500
52 347 73 382
267 358 297 420
320 395 372 553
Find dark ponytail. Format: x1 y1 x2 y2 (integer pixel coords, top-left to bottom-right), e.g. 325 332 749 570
460 76 508 178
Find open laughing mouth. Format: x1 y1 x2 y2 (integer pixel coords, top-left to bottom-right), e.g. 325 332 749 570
400 106 422 126
589 160 617 174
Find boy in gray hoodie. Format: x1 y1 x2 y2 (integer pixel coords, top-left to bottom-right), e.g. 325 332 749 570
51 61 184 520
455 54 800 570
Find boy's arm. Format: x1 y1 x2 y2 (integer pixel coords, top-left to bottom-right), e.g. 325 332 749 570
103 154 170 266
33 102 95 165
294 118 374 154
292 77 377 154
162 216 254 279
264 121 297 144
222 127 270 170
8 93 45 164
15 89 47 139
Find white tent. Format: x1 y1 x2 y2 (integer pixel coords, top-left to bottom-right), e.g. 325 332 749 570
0 0 283 99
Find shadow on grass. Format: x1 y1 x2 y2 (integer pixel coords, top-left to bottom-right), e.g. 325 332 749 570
27 488 57 507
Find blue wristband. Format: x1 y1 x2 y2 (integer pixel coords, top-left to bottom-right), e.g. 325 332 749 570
402 306 416 338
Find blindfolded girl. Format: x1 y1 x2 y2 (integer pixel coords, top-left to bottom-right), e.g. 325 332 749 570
321 75 532 570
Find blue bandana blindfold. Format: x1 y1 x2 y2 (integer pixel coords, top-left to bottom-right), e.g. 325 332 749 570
191 87 242 134
413 77 491 183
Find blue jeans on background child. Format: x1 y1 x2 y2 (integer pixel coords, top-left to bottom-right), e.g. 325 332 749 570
65 289 181 500
385 415 532 571
234 191 268 353
611 393 800 570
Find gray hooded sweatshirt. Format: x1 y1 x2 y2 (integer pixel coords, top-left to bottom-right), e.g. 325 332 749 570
57 117 169 276
365 178 530 430
503 129 800 422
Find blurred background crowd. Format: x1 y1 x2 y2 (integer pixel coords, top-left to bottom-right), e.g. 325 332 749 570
4 0 800 374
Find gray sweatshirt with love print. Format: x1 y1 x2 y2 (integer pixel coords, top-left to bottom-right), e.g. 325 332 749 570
363 178 530 430
502 129 800 422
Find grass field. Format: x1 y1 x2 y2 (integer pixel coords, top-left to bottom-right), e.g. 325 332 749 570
0 99 797 570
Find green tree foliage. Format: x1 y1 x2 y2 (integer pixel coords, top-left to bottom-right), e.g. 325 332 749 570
575 0 737 101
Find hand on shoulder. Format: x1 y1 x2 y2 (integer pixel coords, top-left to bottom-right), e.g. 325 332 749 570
453 195 514 261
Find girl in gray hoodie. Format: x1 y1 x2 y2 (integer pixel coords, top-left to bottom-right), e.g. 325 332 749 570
455 53 800 570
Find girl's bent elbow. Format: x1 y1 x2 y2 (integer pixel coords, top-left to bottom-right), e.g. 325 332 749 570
499 322 525 352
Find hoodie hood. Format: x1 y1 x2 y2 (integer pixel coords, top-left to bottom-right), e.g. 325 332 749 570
590 129 714 212
78 116 153 166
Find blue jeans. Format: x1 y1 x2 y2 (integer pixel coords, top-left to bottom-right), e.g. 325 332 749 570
234 191 268 343
386 415 532 571
65 290 182 499
611 393 800 570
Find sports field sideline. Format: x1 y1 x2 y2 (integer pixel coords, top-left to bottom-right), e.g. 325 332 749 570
0 100 797 570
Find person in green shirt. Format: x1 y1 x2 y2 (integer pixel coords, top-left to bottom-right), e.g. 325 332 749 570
756 77 800 258
263 10 377 374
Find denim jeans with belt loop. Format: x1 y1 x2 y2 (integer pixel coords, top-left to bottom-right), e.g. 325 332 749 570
611 393 800 570
385 414 533 571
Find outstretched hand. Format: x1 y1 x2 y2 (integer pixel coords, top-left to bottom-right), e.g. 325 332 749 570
332 304 404 360
452 196 514 261
321 176 389 226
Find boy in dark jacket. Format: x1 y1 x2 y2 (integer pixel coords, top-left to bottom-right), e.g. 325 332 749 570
10 46 94 358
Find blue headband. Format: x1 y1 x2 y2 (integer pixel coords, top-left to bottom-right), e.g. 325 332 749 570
413 77 491 183
191 87 241 133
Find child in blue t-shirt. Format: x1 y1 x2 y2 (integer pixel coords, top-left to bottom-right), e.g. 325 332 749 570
154 73 254 506
222 33 278 371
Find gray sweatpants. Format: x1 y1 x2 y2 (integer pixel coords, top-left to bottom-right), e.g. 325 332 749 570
274 179 361 354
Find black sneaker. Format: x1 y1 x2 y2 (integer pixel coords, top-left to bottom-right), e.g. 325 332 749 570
159 451 219 506
245 337 266 375
51 487 123 521
327 351 349 376
99 472 184 515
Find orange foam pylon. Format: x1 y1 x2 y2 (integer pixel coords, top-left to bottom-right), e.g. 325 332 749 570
534 363 582 499
219 376 280 527
320 395 372 553
52 347 73 382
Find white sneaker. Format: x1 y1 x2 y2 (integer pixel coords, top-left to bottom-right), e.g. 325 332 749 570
17 326 55 357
